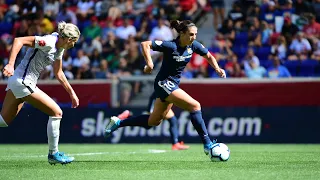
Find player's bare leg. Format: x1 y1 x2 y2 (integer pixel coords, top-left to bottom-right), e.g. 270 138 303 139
105 98 172 137
23 89 74 165
166 89 215 155
0 90 24 127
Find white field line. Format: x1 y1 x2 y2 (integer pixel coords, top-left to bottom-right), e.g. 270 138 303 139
0 149 168 158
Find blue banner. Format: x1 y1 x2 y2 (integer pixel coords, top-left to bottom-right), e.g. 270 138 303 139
0 107 319 143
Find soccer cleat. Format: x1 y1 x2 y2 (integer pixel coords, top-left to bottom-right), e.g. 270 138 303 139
104 116 121 137
204 139 218 155
172 142 190 151
48 151 74 165
117 110 131 120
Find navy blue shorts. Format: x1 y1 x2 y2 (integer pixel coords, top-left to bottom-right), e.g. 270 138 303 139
154 78 179 102
210 0 225 8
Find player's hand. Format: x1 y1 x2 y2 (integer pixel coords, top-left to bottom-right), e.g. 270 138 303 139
216 68 226 78
2 64 14 77
143 64 153 74
70 93 79 108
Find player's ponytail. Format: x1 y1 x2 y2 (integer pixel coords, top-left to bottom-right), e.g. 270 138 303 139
170 20 196 33
57 21 81 40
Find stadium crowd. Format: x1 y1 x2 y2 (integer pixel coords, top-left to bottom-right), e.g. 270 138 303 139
0 0 320 82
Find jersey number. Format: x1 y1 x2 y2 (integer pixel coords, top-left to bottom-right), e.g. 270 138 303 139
158 80 175 90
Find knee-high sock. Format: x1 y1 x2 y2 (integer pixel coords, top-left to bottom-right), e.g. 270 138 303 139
119 114 152 129
167 116 179 144
190 110 212 145
0 115 8 127
47 116 61 155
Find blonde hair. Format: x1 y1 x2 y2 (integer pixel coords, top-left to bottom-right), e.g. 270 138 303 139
57 21 80 40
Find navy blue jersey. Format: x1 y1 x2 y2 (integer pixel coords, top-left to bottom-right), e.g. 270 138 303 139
151 38 208 84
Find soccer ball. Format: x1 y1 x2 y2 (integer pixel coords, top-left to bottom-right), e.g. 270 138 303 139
208 143 230 162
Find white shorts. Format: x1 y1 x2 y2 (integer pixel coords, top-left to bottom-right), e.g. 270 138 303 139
5 76 39 99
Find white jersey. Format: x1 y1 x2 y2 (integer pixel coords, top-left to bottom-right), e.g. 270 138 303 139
14 32 65 87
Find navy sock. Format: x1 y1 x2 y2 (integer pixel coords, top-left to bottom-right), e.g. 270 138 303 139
167 116 179 144
119 114 152 129
190 110 212 145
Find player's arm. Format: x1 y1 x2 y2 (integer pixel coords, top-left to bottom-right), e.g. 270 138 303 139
203 52 226 78
3 36 35 77
141 41 154 73
53 59 79 108
203 52 220 72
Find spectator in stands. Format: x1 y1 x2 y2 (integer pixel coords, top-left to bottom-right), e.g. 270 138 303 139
217 19 235 44
270 35 287 60
94 59 112 79
90 48 103 69
56 4 77 25
135 18 150 41
294 0 314 15
302 14 320 41
20 0 42 20
209 0 225 30
267 56 291 78
178 0 198 20
225 54 246 78
281 16 299 45
72 49 90 75
242 48 260 71
112 57 132 106
149 18 173 41
43 0 59 18
245 60 267 79
76 0 95 21
260 0 279 24
101 21 116 42
0 58 3 80
3 4 19 23
247 17 261 47
115 17 137 40
288 32 312 60
62 51 74 80
76 61 94 79
83 16 102 40
228 1 245 31
312 0 320 22
311 38 320 61
163 0 180 20
260 21 272 46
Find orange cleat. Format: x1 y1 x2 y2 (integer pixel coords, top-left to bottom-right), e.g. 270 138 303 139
172 142 190 151
117 110 131 120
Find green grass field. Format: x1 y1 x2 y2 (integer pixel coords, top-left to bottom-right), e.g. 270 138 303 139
0 144 319 180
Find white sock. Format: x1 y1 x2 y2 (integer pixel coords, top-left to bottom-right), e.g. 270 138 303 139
0 115 8 127
47 116 61 155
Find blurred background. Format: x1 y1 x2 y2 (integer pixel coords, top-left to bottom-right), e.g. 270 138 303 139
0 0 319 144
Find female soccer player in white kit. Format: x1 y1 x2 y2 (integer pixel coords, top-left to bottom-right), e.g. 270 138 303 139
0 21 80 165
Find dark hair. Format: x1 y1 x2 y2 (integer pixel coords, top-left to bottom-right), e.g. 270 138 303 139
170 20 196 33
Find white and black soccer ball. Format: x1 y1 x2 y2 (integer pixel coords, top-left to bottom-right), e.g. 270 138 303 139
208 143 230 162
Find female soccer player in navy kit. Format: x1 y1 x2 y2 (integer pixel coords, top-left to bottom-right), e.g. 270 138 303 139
105 20 226 156
0 21 80 165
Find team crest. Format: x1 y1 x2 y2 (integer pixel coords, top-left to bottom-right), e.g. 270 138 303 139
38 40 46 46
187 48 193 54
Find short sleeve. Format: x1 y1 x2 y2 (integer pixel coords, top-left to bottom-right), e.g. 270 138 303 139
151 40 172 52
54 49 64 60
193 41 209 56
